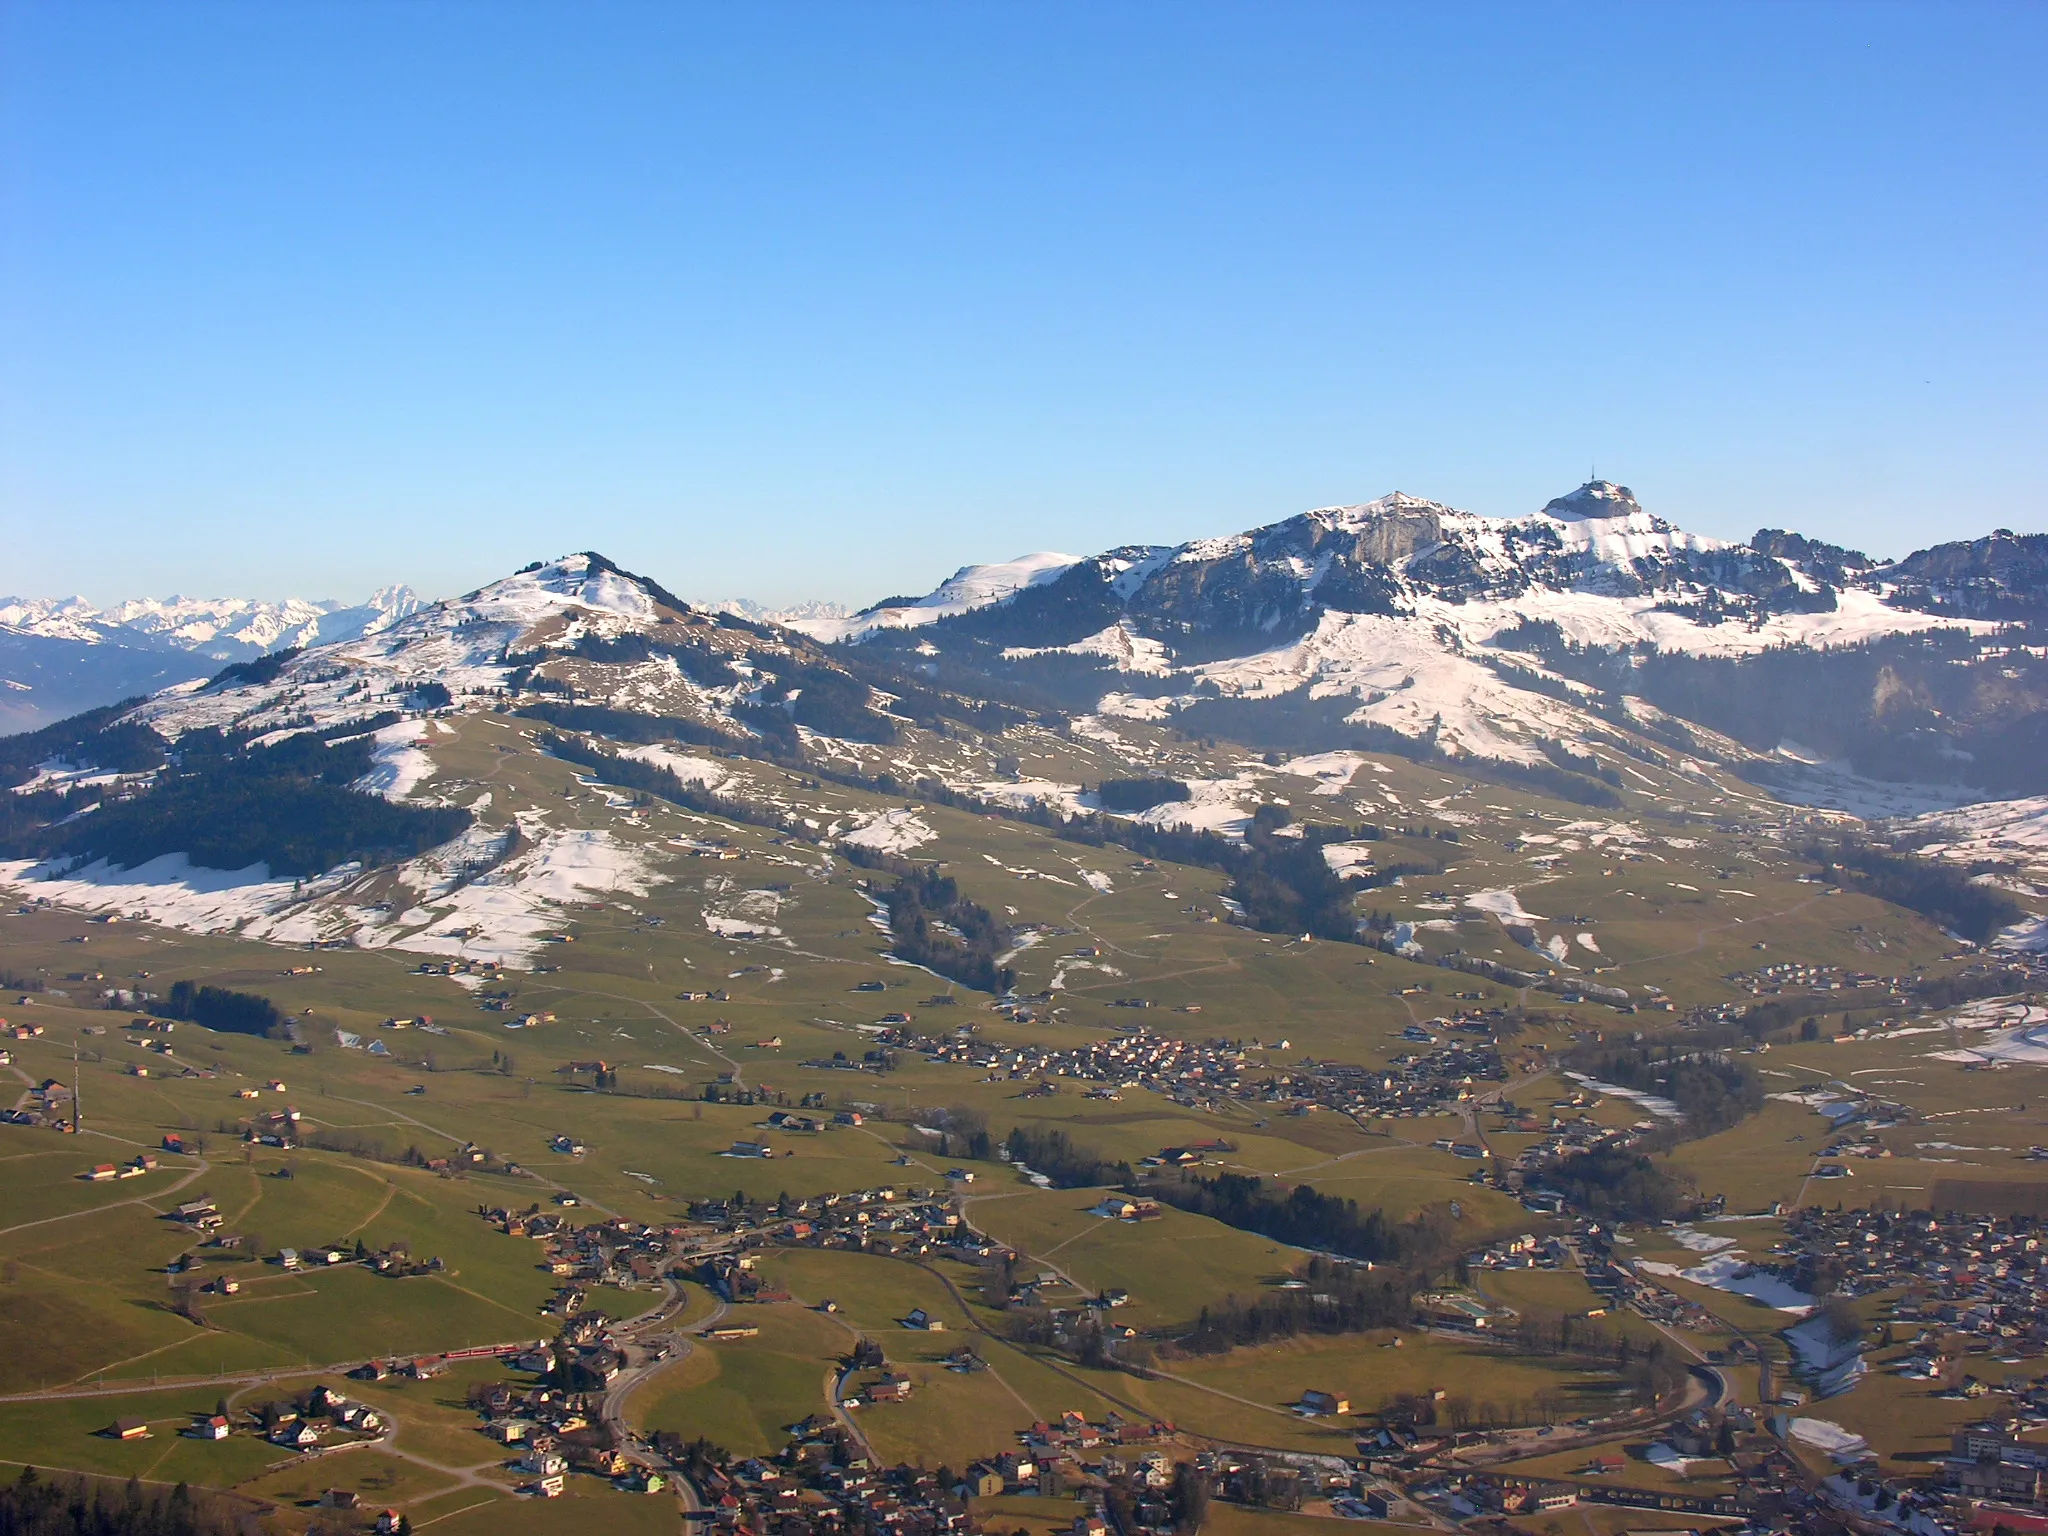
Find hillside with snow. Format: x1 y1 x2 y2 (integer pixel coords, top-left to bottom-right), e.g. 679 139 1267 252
0 584 421 731
5 513 2048 978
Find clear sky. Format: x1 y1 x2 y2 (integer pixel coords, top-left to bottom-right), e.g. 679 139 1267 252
2 2 2043 609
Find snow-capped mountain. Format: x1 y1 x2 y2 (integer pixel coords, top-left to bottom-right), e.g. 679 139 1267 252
804 482 1962 658
0 585 422 732
710 596 852 626
787 552 1085 643
126 555 699 741
0 586 420 656
792 482 2047 788
14 490 2048 813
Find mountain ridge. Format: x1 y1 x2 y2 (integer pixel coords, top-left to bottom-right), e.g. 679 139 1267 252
10 486 2048 811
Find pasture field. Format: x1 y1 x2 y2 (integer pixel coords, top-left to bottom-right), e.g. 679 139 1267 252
1163 1328 1629 1425
427 1487 685 1536
236 1447 460 1510
758 1247 968 1329
971 1493 1087 1536
630 1303 848 1456
961 1189 1296 1328
0 1140 568 1391
1491 1439 1740 1497
1508 1510 1742 1536
1201 1504 1416 1536
0 1385 288 1487
1799 1362 2007 1471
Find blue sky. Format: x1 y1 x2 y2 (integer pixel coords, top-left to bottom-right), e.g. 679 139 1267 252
2 2 2043 608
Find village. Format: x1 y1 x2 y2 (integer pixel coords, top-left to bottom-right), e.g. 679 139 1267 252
870 1019 1511 1121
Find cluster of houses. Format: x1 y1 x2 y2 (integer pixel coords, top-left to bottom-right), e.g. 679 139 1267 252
107 1384 387 1452
861 1017 1512 1121
1724 961 1896 998
462 1369 661 1497
3 1074 72 1128
683 1186 983 1262
80 1151 159 1180
1481 1093 1668 1203
895 1024 1255 1106
1777 1206 2048 1346
1948 1426 2048 1510
671 1425 977 1536
477 1204 698 1291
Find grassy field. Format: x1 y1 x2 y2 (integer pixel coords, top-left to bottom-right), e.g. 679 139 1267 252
1166 1328 1624 1425
1201 1503 1416 1536
972 1492 1087 1536
962 1188 1295 1328
630 1303 848 1456
0 1385 288 1487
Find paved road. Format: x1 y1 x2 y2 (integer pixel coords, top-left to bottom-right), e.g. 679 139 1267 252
597 1270 729 1515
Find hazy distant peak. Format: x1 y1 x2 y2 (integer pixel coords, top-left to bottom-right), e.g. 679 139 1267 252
712 597 853 625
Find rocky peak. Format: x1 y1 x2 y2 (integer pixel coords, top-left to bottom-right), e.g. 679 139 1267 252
1542 481 1643 522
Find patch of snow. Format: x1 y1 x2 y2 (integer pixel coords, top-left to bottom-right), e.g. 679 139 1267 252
841 809 937 855
791 552 1083 642
0 851 307 934
1322 843 1379 880
352 718 436 801
1645 1443 1704 1473
1277 751 1375 794
1565 1070 1681 1120
618 744 727 788
1786 1316 1870 1397
1789 1419 1869 1461
1748 754 1988 820
971 778 1090 818
1635 1251 1815 1314
1465 888 1542 922
1003 623 1173 675
361 828 664 966
1926 998 2048 1065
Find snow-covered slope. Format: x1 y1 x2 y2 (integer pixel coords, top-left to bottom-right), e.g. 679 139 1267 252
788 552 1084 642
810 482 1988 663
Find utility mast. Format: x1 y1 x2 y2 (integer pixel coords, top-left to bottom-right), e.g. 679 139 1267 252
72 1039 81 1134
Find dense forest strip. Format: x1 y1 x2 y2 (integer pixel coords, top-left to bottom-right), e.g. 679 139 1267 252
159 981 287 1039
0 726 468 878
1806 837 2022 943
843 846 1014 994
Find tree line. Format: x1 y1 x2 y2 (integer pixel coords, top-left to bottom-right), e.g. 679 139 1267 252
0 1468 249 1536
1147 1170 1403 1261
159 981 285 1039
1807 836 2022 944
1003 1125 1133 1187
0 722 469 879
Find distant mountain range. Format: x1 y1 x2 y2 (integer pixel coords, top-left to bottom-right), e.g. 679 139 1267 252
0 587 420 731
709 597 852 625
